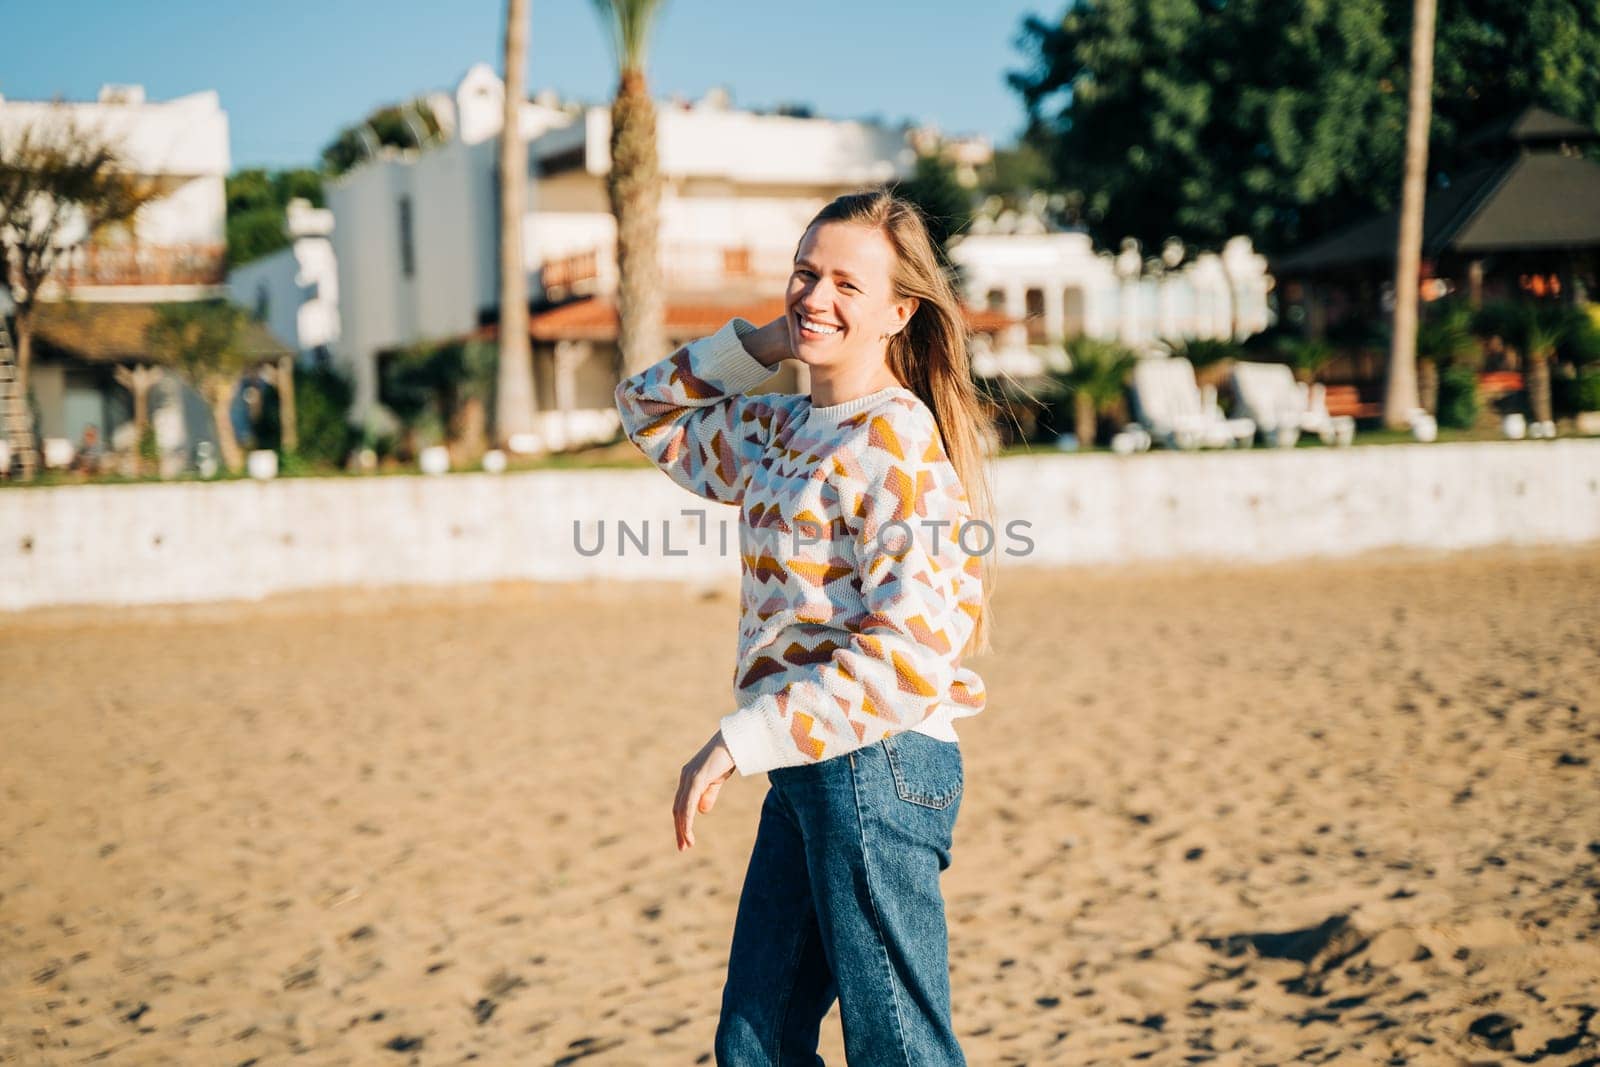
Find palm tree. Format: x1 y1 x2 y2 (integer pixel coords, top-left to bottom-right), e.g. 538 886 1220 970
1383 0 1438 429
1048 337 1136 449
1279 337 1336 385
1503 303 1567 429
1415 301 1478 415
591 0 667 377
1164 337 1242 390
494 0 537 446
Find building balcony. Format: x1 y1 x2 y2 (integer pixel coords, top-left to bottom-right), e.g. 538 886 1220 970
538 243 795 301
57 243 228 289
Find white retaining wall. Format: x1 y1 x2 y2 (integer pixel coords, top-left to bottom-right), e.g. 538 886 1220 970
3 440 1598 611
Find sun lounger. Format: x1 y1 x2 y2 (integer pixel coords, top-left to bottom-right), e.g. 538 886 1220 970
1132 356 1255 450
1231 361 1356 447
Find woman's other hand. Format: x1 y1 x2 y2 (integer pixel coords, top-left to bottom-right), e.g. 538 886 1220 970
740 316 794 369
674 729 737 850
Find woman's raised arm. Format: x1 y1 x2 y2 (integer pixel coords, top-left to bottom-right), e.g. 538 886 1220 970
613 317 792 506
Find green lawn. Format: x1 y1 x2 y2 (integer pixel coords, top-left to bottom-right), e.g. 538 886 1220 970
997 421 1592 458
6 423 1596 490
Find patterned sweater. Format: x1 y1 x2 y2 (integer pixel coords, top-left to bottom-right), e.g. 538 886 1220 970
614 318 987 776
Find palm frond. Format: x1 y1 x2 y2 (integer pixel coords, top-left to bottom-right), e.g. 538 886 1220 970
590 0 668 72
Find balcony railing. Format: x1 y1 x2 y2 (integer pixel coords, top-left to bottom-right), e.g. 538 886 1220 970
541 249 600 296
539 243 795 300
58 243 227 288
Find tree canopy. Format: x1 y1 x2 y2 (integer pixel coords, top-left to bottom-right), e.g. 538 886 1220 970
1009 0 1600 255
891 151 975 264
224 168 325 267
319 98 444 176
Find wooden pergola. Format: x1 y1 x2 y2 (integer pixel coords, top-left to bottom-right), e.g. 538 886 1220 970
1273 107 1600 339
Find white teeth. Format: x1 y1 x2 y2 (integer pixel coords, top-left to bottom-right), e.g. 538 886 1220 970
801 317 839 335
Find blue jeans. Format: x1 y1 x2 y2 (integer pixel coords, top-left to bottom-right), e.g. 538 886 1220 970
714 730 967 1066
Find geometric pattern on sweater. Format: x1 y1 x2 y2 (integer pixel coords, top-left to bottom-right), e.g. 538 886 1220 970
615 317 987 776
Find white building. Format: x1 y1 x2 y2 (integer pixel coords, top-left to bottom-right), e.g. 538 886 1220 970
326 66 918 445
952 208 1274 379
0 85 229 304
228 198 341 363
324 66 1274 449
326 64 578 431
0 85 245 466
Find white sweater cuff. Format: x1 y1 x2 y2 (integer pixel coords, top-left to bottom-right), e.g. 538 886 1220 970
699 318 780 395
719 697 808 777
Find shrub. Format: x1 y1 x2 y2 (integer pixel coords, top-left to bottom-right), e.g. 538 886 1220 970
1437 365 1481 429
295 363 357 467
1579 368 1600 413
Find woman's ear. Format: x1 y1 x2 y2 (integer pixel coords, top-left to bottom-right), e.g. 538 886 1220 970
890 295 919 336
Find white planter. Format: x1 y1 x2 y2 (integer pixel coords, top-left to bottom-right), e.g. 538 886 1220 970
507 433 543 455
247 450 278 480
419 445 451 476
195 441 219 479
42 438 75 469
1502 413 1527 440
1411 414 1438 443
482 449 508 474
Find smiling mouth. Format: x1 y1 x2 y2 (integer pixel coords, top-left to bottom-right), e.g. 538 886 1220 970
796 313 841 336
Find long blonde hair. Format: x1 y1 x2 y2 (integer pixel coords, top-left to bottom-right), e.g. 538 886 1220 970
801 189 997 655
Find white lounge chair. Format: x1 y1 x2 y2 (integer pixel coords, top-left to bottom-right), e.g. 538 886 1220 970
1231 362 1356 447
1131 356 1255 450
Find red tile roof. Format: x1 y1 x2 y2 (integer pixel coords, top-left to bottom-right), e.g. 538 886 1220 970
478 298 1017 344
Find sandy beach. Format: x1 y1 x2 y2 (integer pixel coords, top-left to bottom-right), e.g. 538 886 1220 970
2 544 1597 1065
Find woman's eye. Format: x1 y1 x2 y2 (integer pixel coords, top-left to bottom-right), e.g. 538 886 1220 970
794 269 815 280
840 282 858 292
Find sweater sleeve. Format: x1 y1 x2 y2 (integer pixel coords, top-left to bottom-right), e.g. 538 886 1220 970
613 318 783 506
716 414 986 776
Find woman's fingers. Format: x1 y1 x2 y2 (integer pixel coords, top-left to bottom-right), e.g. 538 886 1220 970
675 733 733 851
674 766 693 850
675 766 705 850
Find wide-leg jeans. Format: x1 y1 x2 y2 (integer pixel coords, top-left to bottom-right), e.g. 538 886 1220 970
714 729 967 1066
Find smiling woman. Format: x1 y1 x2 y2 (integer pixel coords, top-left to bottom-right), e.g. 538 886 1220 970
613 188 996 1065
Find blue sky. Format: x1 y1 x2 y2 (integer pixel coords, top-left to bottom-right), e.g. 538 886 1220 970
4 1 1054 170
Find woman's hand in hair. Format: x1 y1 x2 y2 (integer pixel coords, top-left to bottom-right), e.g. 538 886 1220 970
674 729 737 851
739 317 795 369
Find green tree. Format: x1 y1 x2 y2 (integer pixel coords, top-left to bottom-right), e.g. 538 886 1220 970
0 110 163 477
1047 336 1137 448
891 152 975 266
1415 300 1479 414
1008 0 1600 255
379 339 495 455
320 100 443 177
294 363 358 468
1497 303 1568 427
1278 337 1337 384
976 130 1055 204
147 302 253 472
225 167 327 267
591 0 668 376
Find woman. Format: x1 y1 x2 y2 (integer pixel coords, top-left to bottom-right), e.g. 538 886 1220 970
614 189 996 1065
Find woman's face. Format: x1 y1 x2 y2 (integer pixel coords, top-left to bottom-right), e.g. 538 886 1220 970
786 220 917 370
